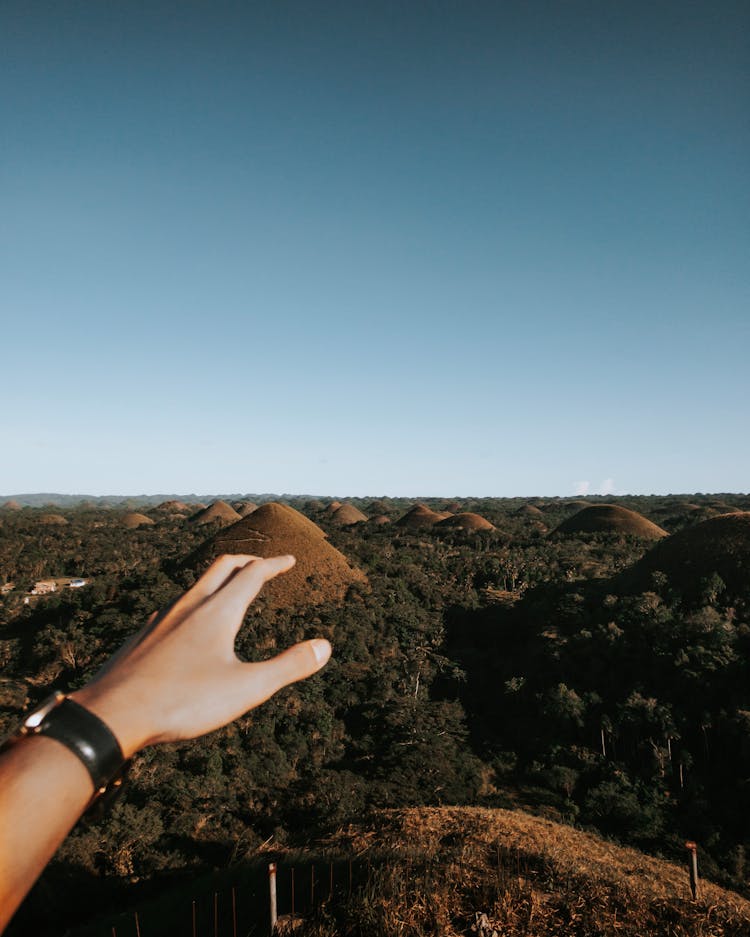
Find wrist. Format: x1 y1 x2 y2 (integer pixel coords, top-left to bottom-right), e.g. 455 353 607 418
69 683 149 760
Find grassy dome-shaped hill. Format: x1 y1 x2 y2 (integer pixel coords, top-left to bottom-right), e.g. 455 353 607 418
122 513 155 529
564 500 590 512
190 500 242 526
331 503 368 526
39 513 68 526
619 512 750 599
437 512 495 532
232 501 258 517
190 502 366 608
154 500 191 513
554 504 667 540
367 500 390 516
396 503 444 529
2 500 21 511
516 503 544 518
324 500 342 514
443 501 463 513
369 514 391 526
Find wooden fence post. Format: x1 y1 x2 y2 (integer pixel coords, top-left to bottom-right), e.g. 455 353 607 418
192 899 197 937
685 841 699 900
232 885 237 937
269 862 278 934
133 911 141 937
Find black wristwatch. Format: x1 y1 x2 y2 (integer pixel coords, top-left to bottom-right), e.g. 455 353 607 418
0 691 129 803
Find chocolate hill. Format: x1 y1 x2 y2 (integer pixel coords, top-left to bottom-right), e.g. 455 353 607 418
554 504 667 540
330 503 368 526
122 512 155 529
369 514 391 525
2 500 21 511
367 500 390 516
396 504 444 529
232 500 258 517
437 512 494 532
38 513 68 526
516 503 544 518
154 500 191 513
189 502 367 608
191 500 242 526
324 501 342 514
619 511 750 599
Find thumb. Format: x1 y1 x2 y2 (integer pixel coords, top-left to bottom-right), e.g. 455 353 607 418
250 638 332 701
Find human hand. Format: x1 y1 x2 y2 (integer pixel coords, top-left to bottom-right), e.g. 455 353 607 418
70 554 332 758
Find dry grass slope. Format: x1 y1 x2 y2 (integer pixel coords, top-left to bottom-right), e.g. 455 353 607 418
554 504 668 540
122 512 155 529
298 807 750 936
38 514 68 526
190 500 242 526
331 504 368 526
437 512 495 532
396 504 445 529
191 502 367 608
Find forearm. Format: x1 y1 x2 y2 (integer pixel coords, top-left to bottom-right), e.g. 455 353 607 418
0 736 95 932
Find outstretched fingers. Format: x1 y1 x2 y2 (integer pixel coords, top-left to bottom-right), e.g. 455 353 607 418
211 554 296 624
245 639 333 706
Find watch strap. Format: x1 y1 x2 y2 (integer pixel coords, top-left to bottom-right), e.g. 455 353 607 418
36 697 125 794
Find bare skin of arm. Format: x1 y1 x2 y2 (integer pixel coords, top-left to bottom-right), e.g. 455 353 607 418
0 554 332 932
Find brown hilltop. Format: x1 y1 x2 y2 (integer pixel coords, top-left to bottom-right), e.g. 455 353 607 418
190 502 366 609
369 514 391 526
232 500 258 517
620 511 750 598
39 513 68 526
554 504 667 540
190 500 242 526
516 503 544 518
324 500 342 514
2 500 21 511
367 500 390 516
154 500 191 513
122 512 155 529
396 503 444 529
330 503 368 526
437 512 495 532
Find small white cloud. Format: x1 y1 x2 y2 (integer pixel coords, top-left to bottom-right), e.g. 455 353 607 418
598 478 615 495
574 480 590 496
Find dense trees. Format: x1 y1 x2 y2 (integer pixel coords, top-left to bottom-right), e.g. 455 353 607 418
2 495 750 935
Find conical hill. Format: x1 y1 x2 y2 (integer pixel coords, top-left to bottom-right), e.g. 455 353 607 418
554 504 667 540
39 514 68 526
331 503 368 526
437 512 494 532
191 500 242 526
122 512 155 529
232 501 258 517
396 503 444 529
155 500 190 513
189 502 366 608
619 511 750 600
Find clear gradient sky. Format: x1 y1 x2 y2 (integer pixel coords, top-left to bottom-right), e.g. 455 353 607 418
2 2 748 497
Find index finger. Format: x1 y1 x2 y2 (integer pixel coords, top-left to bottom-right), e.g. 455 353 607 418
209 554 296 625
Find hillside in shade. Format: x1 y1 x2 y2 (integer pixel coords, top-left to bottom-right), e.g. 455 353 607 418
619 511 750 600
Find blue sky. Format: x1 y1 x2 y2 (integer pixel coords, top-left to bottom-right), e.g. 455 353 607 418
2 1 748 497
